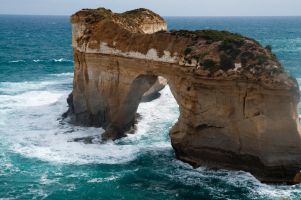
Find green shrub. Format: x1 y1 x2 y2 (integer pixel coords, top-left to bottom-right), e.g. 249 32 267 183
192 55 200 62
257 55 268 64
197 52 209 61
265 45 272 51
240 51 255 67
240 51 255 60
170 29 254 44
203 59 216 69
195 30 245 43
184 47 192 55
219 39 243 50
220 54 234 70
219 39 242 59
271 53 278 61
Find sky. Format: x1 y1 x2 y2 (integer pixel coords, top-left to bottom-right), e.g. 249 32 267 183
0 0 300 16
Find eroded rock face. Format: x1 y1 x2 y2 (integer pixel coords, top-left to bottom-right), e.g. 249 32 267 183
68 7 301 184
141 76 167 102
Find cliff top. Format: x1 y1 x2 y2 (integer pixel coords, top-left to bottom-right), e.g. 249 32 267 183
71 7 166 34
71 8 298 90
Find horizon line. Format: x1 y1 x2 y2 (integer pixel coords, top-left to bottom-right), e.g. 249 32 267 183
0 13 301 18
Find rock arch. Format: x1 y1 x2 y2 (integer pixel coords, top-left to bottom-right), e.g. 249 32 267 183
68 8 301 184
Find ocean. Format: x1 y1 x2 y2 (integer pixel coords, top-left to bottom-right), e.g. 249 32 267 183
0 15 301 200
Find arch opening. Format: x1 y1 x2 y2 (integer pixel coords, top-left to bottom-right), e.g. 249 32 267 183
101 74 179 141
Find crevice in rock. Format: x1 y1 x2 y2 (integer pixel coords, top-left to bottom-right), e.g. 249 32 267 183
196 124 224 130
243 89 248 118
83 55 89 84
238 130 243 154
253 111 262 117
199 108 211 114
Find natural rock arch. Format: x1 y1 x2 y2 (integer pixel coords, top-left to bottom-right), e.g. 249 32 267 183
67 8 301 184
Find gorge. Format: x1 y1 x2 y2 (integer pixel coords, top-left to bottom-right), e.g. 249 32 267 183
66 7 301 184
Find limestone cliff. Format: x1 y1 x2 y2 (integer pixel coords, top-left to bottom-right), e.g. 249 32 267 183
68 7 301 184
141 76 167 102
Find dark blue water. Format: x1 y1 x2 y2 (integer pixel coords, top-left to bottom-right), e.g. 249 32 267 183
0 15 301 200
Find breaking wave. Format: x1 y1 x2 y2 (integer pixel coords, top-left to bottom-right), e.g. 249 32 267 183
0 71 300 199
5 58 73 64
0 75 178 165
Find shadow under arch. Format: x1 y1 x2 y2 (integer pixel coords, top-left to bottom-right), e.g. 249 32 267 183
102 74 162 140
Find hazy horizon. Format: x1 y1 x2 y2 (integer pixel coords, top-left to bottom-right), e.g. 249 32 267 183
1 14 301 17
0 0 300 16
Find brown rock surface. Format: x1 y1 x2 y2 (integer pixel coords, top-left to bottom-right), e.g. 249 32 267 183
68 7 301 184
141 76 167 102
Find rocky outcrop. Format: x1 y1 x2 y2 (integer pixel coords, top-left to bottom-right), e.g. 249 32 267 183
68 7 301 184
141 76 167 102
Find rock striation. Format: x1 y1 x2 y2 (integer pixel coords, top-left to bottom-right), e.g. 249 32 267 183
68 7 301 184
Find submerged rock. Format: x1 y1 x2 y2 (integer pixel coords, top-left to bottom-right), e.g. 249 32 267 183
67 7 301 184
71 135 101 144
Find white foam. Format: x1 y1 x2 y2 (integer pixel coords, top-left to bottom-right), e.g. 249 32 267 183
8 60 25 63
123 86 179 145
88 176 119 183
0 91 64 108
51 72 74 77
0 82 179 165
0 76 73 95
53 58 73 63
164 161 301 199
11 133 140 165
5 88 177 164
1 75 300 198
0 94 135 164
40 174 58 185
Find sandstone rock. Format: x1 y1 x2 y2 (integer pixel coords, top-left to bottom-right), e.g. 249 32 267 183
141 76 167 102
68 7 301 184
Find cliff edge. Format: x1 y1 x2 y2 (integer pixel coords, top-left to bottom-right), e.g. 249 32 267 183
67 7 301 184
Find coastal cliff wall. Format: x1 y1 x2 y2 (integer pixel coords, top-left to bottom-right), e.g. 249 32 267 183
68 8 301 184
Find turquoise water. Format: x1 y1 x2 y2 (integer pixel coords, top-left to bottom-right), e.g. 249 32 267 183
0 15 301 199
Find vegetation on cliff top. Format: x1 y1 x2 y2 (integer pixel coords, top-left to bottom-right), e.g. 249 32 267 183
73 8 282 78
72 7 165 33
174 29 281 75
172 30 243 42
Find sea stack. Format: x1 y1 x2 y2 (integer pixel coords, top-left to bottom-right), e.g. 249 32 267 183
68 7 301 184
